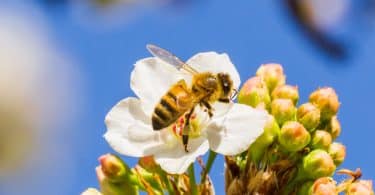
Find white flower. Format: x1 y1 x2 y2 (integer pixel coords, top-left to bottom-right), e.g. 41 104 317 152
104 51 268 174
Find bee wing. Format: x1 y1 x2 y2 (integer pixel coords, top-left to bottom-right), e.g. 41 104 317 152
146 44 199 75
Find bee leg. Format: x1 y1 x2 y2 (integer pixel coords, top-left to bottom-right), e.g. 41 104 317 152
219 98 230 103
202 101 213 118
183 107 195 152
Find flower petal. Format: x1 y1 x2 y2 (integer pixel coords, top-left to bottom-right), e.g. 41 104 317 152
104 97 165 157
130 57 183 115
206 103 268 155
154 137 209 174
186 52 241 89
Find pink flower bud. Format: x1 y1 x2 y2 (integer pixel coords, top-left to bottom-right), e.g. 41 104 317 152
311 177 337 195
271 85 299 105
328 142 346 166
96 166 138 195
309 87 340 121
238 76 270 109
347 180 374 195
297 103 321 131
98 153 129 182
279 121 311 152
256 63 286 92
302 149 336 179
271 99 297 125
327 116 341 140
310 130 332 150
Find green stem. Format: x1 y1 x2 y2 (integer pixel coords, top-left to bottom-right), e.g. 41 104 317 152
188 163 198 195
160 171 174 195
200 150 217 183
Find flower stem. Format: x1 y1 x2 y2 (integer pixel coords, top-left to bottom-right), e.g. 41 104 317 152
200 150 217 184
188 163 198 195
159 171 174 194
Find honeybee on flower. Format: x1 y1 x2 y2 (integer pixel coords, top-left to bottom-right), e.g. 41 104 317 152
104 45 268 174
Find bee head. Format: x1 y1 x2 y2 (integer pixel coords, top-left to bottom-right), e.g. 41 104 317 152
217 73 233 98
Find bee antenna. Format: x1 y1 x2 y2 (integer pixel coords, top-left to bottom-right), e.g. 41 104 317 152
230 89 238 100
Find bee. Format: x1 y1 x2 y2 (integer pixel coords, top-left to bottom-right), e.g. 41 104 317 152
147 44 236 152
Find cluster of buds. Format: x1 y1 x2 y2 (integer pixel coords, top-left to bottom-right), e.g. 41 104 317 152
228 63 374 194
83 63 373 195
82 154 214 195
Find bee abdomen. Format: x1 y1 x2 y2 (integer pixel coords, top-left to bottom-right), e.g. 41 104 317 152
152 96 180 130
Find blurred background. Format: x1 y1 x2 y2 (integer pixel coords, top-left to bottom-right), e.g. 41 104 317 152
0 0 374 194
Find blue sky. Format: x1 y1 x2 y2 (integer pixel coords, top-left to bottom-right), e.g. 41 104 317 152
0 1 374 194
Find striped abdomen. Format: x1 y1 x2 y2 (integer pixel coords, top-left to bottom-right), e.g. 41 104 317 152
152 80 193 130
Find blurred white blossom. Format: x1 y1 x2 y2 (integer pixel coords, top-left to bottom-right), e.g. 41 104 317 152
0 5 83 195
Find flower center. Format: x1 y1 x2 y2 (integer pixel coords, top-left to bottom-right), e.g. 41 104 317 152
169 113 203 140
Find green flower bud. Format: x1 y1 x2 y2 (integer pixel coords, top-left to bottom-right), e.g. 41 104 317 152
327 116 341 139
238 76 271 109
256 63 286 92
297 103 321 131
347 180 374 195
301 149 336 179
279 121 310 152
328 142 346 166
271 99 297 125
309 87 340 121
99 153 129 182
249 115 280 163
297 181 314 195
310 130 332 150
257 115 280 146
271 85 299 105
311 177 337 195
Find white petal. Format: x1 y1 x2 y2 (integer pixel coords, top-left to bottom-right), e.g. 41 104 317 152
154 137 209 174
130 57 183 115
104 97 165 157
186 52 241 89
206 103 268 155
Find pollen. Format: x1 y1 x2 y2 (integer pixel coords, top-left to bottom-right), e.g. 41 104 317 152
169 113 201 138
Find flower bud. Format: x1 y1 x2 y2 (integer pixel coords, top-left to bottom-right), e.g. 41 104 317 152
309 87 340 121
99 153 129 182
249 115 280 163
311 177 337 195
297 103 321 131
310 130 332 150
279 121 310 152
328 142 346 166
256 115 280 146
238 76 271 109
301 149 336 179
138 156 159 173
327 116 341 139
81 188 102 195
256 63 286 92
347 180 374 195
297 181 314 195
96 166 138 195
271 99 297 125
271 85 299 105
